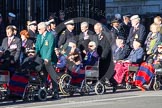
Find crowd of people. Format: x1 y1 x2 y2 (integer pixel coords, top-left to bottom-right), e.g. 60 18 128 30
0 11 162 100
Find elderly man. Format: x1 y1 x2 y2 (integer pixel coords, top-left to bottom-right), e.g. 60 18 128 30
35 22 59 99
78 22 94 58
58 19 75 48
126 15 146 48
91 23 117 93
114 39 144 84
113 35 130 62
83 41 99 67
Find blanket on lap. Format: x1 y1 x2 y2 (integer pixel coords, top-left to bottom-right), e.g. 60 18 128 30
9 72 28 97
114 62 138 84
135 62 155 87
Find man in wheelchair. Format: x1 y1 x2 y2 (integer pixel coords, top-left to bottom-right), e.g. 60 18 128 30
22 49 43 73
114 39 144 84
82 41 99 67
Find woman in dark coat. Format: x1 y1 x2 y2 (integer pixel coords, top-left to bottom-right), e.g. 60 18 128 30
19 30 34 64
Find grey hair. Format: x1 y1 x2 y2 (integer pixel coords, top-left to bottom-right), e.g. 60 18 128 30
81 22 89 28
38 22 47 29
94 23 103 30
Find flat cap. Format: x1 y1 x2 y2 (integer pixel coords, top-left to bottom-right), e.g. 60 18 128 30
130 15 140 20
64 19 74 25
8 12 16 17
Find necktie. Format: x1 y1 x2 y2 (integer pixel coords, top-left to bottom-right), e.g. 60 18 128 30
8 38 12 46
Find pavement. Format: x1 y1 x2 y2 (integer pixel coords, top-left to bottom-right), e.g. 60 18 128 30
1 88 162 108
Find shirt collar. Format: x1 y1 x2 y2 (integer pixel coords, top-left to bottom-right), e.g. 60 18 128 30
42 31 47 37
8 35 14 40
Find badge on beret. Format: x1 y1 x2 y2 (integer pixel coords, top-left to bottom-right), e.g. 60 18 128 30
45 40 48 46
135 34 138 39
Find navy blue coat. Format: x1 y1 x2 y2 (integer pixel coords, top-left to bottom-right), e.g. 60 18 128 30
113 44 130 61
127 24 146 47
125 47 144 63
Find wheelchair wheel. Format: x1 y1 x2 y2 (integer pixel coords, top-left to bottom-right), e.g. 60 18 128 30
80 80 90 96
59 74 72 96
126 83 132 90
23 87 35 102
153 81 161 91
0 91 3 101
95 81 105 95
37 88 47 101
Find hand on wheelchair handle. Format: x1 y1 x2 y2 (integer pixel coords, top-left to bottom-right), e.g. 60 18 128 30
44 59 48 65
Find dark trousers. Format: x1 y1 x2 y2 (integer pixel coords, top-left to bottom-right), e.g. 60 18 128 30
42 61 58 94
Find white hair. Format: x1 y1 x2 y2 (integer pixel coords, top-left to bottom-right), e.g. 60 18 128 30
38 22 47 29
88 41 96 47
81 22 89 28
94 23 103 30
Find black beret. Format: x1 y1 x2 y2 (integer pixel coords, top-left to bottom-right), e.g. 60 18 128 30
116 36 125 40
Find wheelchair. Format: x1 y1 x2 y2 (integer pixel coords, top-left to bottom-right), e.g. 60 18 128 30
58 60 105 96
152 68 162 91
0 70 10 100
22 71 47 101
114 61 139 90
124 65 139 90
8 60 47 102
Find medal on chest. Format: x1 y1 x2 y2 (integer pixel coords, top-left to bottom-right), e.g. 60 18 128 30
45 40 48 46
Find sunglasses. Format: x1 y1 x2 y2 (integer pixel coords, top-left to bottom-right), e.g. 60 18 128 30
158 47 162 49
88 45 93 47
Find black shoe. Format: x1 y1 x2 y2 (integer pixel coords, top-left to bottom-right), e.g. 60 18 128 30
51 93 60 100
112 86 117 93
